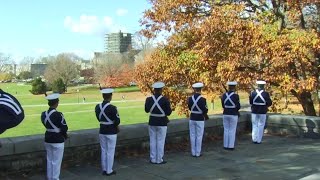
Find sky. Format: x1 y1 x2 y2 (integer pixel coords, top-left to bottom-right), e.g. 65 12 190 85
0 0 151 61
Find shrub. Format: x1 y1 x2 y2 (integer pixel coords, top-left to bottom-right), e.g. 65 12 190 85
30 78 46 95
52 78 66 93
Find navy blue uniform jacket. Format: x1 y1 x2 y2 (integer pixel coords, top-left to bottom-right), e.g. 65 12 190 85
95 100 120 135
41 108 68 143
188 93 208 121
0 89 24 134
221 91 241 115
249 90 272 114
145 93 172 126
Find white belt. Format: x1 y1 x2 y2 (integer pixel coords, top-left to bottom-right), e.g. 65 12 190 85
46 128 61 133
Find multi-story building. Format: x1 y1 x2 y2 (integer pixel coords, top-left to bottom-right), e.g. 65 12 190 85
30 63 47 77
105 31 132 53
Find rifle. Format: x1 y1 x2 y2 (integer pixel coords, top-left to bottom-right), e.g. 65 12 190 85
146 83 154 95
221 82 228 92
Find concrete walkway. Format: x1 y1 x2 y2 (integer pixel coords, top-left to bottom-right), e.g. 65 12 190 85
4 135 320 180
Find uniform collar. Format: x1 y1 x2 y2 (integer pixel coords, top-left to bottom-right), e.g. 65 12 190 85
154 92 162 96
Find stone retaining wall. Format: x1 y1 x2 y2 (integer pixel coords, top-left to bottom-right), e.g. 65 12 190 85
0 113 249 175
266 114 320 138
1 112 319 175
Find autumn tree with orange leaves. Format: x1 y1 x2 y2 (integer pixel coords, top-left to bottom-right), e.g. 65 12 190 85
93 53 134 88
135 0 320 116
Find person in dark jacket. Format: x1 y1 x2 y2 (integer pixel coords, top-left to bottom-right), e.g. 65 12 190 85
249 80 272 144
0 88 24 135
145 82 172 164
41 93 68 180
221 81 240 150
95 88 120 176
188 82 208 157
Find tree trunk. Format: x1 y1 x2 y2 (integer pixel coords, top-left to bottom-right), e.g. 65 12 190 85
292 90 317 116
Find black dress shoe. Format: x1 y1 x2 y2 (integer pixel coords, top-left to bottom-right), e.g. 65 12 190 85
158 161 167 164
252 141 257 144
102 171 107 175
149 160 156 164
106 171 117 176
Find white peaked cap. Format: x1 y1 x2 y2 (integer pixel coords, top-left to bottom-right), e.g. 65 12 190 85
45 93 60 100
152 82 165 89
100 88 114 94
256 80 266 85
227 81 237 86
192 82 204 88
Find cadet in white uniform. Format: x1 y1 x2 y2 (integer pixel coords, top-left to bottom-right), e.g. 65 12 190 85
249 80 272 144
95 88 120 176
41 93 68 180
145 82 172 164
188 82 208 157
0 88 25 138
221 81 240 150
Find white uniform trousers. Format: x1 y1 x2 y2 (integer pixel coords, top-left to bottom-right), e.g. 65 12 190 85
149 126 167 163
251 113 267 143
189 120 205 156
44 142 64 180
223 115 238 148
99 134 117 174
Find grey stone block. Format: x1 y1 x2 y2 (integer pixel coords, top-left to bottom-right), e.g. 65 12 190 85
118 123 149 141
0 138 14 156
10 135 44 154
208 116 221 126
167 119 189 133
67 129 99 147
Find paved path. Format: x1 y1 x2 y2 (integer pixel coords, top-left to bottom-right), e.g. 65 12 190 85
4 135 320 180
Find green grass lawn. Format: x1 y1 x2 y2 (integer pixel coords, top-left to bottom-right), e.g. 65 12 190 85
0 83 188 138
0 83 249 138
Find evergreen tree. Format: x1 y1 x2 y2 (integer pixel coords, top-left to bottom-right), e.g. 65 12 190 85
30 78 46 95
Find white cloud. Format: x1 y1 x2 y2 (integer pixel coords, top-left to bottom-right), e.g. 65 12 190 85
64 15 102 34
64 14 126 35
116 8 128 16
103 16 113 26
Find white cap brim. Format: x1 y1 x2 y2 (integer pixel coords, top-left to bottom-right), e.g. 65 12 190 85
227 81 237 86
256 80 266 85
100 88 114 94
152 82 165 88
45 93 60 100
192 82 204 88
